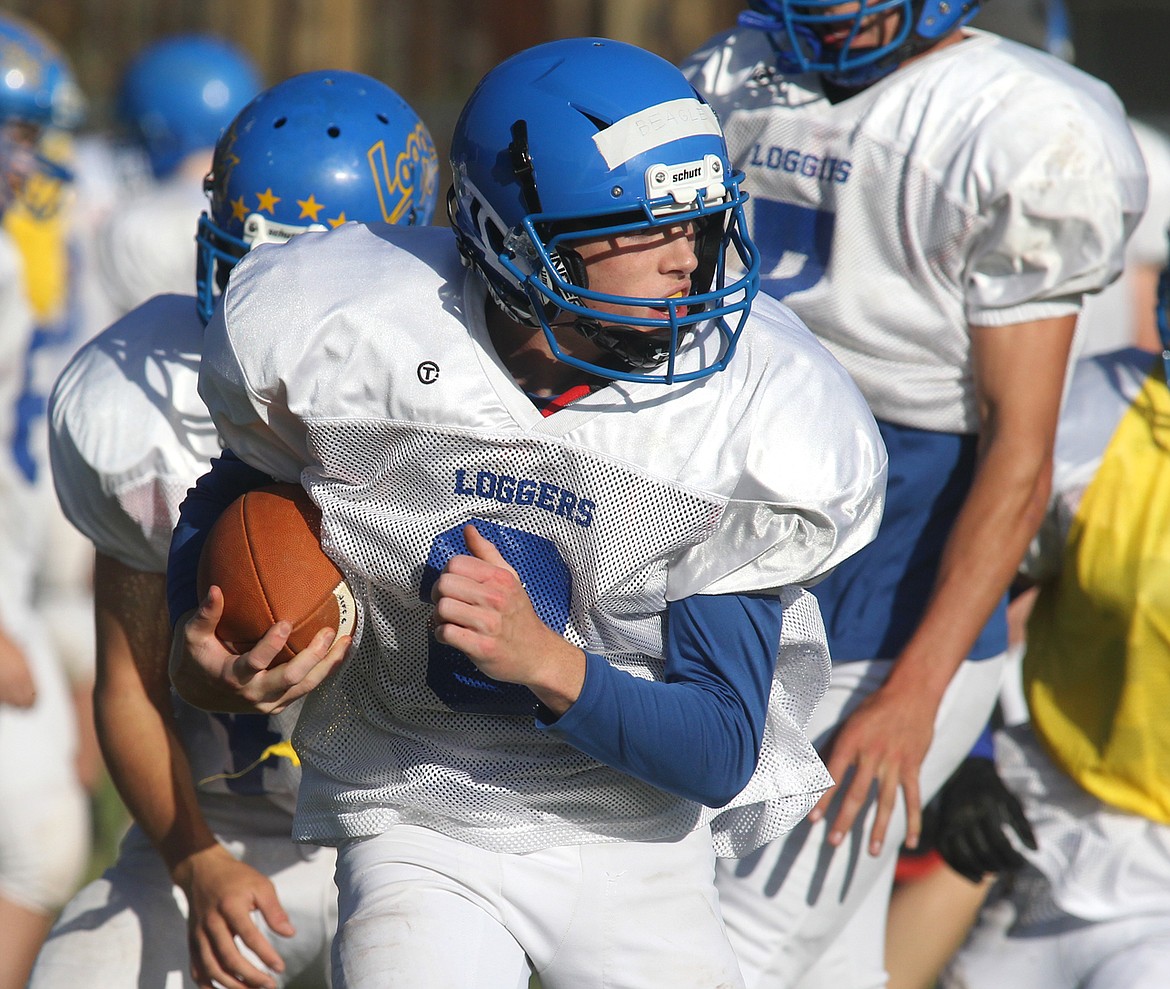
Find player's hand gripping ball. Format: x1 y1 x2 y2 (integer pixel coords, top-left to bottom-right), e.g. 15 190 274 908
196 483 356 663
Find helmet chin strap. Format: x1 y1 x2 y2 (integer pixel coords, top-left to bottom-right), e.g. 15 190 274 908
568 318 672 371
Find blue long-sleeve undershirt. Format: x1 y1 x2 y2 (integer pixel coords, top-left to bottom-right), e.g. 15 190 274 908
167 449 273 627
166 451 784 808
539 593 782 807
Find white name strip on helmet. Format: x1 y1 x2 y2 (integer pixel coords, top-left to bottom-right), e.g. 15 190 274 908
593 98 722 170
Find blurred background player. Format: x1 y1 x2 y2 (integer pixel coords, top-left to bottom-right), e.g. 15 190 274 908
80 34 261 334
684 1 1146 986
938 240 1170 989
29 70 438 989
0 28 100 791
0 12 91 989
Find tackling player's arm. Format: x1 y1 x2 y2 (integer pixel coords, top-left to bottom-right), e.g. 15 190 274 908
95 552 296 989
167 451 349 715
809 313 1074 854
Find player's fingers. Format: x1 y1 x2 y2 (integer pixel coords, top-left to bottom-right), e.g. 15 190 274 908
463 523 504 564
983 824 1027 871
1006 799 1039 850
868 769 904 855
433 590 504 636
229 906 288 977
806 782 836 824
900 773 922 851
431 569 494 606
824 767 872 846
188 586 225 633
462 524 520 577
432 620 481 656
807 742 856 825
254 886 296 940
205 914 278 989
266 633 350 712
232 622 293 680
193 920 273 989
432 624 507 677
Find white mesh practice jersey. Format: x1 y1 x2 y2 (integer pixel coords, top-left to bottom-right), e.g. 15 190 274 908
49 293 303 813
685 28 1148 433
199 223 888 855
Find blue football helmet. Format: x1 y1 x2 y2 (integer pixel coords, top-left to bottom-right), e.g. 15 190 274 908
196 69 439 324
0 14 84 217
448 37 760 385
118 34 261 179
740 0 981 87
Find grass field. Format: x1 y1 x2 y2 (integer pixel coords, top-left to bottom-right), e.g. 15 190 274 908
83 771 130 884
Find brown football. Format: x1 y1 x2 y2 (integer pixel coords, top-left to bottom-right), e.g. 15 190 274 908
196 483 356 662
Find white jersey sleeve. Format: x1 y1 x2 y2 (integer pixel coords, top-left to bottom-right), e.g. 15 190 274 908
685 28 1147 432
1076 119 1170 354
49 291 304 813
49 294 220 573
200 222 886 855
666 292 887 598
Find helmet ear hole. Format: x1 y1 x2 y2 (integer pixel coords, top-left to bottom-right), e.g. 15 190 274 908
547 246 588 293
483 215 507 257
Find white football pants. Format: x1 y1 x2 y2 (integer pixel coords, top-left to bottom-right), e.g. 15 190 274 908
333 822 745 989
716 655 1006 989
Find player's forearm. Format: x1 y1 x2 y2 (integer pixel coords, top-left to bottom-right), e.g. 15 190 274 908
539 594 780 806
95 679 219 871
94 555 220 870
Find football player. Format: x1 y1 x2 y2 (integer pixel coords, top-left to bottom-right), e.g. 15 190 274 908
683 1 1147 985
166 37 887 989
92 34 262 317
0 13 89 989
29 70 438 989
936 238 1170 987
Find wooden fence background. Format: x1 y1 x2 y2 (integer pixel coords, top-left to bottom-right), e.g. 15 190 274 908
2 0 744 165
3 1 1164 169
